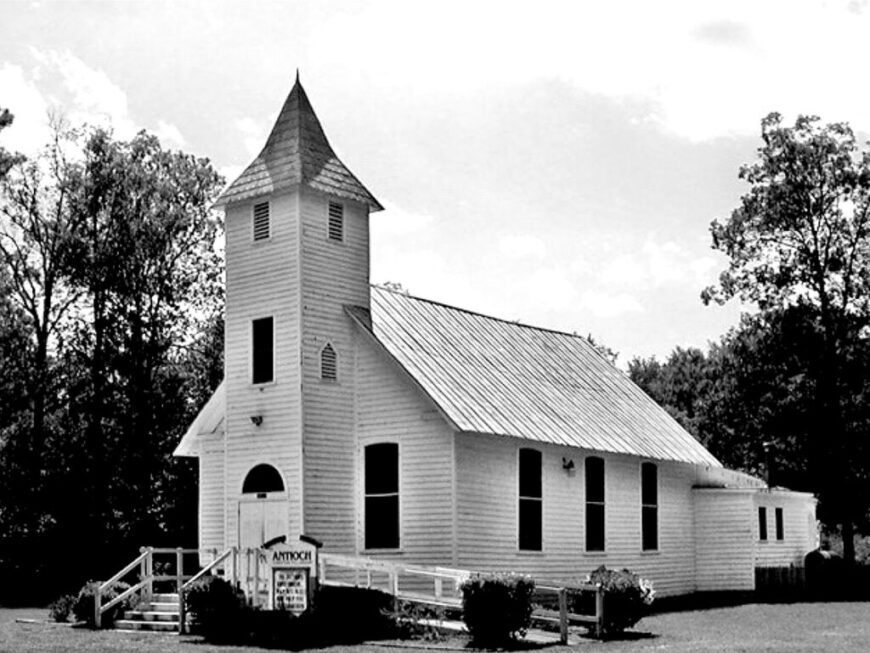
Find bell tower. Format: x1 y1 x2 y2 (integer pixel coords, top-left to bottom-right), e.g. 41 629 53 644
215 75 382 550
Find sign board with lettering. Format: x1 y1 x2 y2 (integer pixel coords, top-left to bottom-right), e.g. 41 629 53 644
266 538 319 613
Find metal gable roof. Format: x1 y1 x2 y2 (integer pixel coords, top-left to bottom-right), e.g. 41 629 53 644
362 287 722 467
215 76 382 211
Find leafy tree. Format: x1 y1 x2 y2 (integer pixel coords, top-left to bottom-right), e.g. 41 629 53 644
0 107 22 179
703 113 870 563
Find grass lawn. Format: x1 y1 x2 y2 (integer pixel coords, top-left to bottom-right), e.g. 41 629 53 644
1 602 868 653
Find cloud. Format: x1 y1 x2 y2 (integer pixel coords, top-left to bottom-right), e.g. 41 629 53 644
691 20 755 48
375 200 435 237
235 117 267 157
596 237 719 290
2 49 188 154
498 233 546 259
580 290 644 318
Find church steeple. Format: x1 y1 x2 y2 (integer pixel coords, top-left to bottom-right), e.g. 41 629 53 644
216 77 382 211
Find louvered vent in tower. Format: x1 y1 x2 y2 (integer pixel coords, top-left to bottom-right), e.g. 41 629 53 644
321 343 337 381
253 201 270 241
328 202 343 241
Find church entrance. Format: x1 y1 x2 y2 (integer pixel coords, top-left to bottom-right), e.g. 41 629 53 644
238 463 288 548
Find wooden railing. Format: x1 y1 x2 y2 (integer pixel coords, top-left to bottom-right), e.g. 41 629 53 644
94 546 229 631
318 553 605 642
96 548 605 641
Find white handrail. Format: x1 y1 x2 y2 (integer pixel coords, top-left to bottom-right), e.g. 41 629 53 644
183 547 233 590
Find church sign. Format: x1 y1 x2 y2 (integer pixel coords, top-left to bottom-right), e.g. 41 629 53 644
266 539 319 614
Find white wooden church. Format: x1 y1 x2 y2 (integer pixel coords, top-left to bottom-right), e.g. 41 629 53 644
175 77 818 597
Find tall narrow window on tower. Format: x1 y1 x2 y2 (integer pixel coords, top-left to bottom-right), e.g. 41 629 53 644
252 317 274 384
641 462 658 551
253 201 270 241
328 201 344 241
365 443 399 549
518 448 543 551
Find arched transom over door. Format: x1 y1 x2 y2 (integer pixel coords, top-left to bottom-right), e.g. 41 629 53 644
238 464 288 549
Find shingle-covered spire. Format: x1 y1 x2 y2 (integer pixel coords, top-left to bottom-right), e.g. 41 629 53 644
215 77 383 210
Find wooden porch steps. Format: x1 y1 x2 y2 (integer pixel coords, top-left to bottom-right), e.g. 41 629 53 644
114 593 182 633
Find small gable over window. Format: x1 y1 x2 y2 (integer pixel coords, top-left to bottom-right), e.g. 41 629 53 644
328 201 343 241
321 343 337 381
242 464 284 494
253 201 270 241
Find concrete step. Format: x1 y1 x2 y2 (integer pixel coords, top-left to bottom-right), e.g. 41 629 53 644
141 601 180 612
114 619 180 632
123 610 180 622
151 593 180 602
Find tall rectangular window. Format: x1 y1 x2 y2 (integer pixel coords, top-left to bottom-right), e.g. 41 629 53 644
365 443 399 549
641 462 658 551
328 201 344 241
252 317 274 384
253 201 270 241
518 448 542 551
758 506 768 541
775 507 784 541
585 457 605 552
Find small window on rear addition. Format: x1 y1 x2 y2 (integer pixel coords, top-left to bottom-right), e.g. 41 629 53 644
321 343 337 381
758 506 768 541
775 507 784 541
328 202 343 241
253 202 270 241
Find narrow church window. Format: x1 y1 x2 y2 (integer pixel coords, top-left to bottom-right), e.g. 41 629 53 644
252 317 274 384
364 443 399 549
321 343 337 381
253 201 270 241
758 506 768 541
641 462 658 551
518 448 542 551
328 201 344 241
775 507 784 541
585 456 605 552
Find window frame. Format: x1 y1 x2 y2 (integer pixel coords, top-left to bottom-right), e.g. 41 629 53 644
251 315 275 385
363 441 401 551
252 200 271 242
758 506 768 542
640 462 658 552
518 447 543 552
585 456 606 553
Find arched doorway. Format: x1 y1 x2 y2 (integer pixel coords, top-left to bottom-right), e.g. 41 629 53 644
238 464 288 549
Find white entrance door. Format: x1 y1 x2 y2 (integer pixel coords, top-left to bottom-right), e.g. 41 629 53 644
239 498 288 548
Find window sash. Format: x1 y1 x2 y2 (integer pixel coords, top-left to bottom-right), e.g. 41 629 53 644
758 506 768 541
775 507 784 541
252 317 274 384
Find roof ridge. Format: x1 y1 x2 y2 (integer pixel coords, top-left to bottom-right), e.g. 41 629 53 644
370 283 602 344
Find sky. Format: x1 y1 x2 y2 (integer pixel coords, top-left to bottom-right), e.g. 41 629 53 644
3 0 870 364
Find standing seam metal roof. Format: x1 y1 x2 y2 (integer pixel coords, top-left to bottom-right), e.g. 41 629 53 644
360 286 721 467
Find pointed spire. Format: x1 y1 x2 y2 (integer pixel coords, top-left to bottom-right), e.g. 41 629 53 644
216 77 382 211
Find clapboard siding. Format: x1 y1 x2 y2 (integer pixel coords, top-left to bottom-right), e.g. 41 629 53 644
300 189 371 554
694 489 755 591
454 432 698 596
224 192 303 546
355 334 455 564
198 444 225 563
754 492 818 567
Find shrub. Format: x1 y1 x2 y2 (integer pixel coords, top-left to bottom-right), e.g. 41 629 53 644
308 586 396 644
184 575 248 642
72 581 135 627
584 566 654 638
461 573 535 647
48 594 76 622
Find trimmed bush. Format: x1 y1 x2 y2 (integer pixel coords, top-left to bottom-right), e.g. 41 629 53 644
48 594 76 622
72 581 136 627
585 566 654 638
461 573 535 647
184 575 248 642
